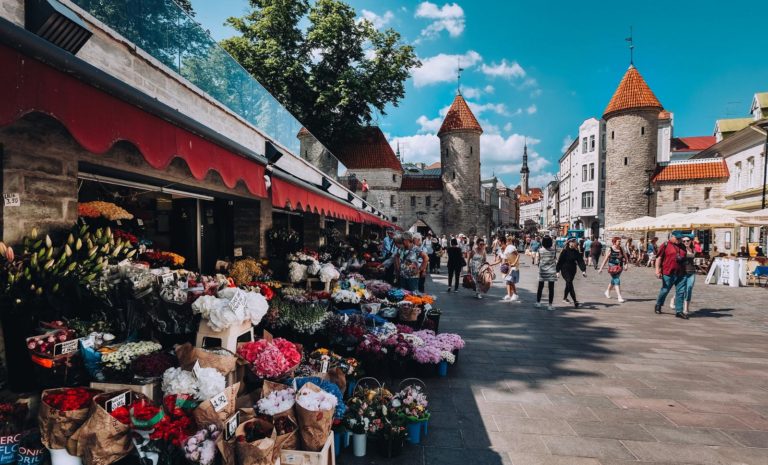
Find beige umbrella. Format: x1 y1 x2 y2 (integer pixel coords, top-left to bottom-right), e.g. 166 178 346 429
735 208 768 226
663 208 742 229
637 212 688 231
609 216 653 231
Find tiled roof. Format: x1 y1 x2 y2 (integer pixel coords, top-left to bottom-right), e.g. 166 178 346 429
427 162 441 169
603 65 663 117
715 118 753 134
671 136 716 152
515 186 544 204
658 110 672 120
297 127 311 137
400 176 442 190
438 95 483 135
652 159 729 182
334 127 403 171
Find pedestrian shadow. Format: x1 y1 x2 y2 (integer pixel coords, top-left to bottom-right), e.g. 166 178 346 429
574 301 620 310
690 308 733 318
624 298 654 303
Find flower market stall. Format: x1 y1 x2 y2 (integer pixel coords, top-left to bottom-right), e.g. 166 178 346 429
0 205 465 464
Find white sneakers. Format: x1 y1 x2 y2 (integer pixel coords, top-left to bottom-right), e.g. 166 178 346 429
604 290 611 299
534 302 542 308
562 299 570 304
503 295 511 301
476 293 483 299
547 305 555 311
670 300 676 309
511 294 519 302
617 298 626 303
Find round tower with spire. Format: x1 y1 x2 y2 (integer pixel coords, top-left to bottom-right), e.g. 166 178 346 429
520 140 530 196
603 65 663 236
439 94 483 235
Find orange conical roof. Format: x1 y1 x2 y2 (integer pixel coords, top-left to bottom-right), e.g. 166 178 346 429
603 65 663 118
438 94 483 136
297 127 311 138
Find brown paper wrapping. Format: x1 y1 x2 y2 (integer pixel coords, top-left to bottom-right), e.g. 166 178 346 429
235 419 276 465
216 436 237 465
38 388 102 450
274 416 299 453
192 382 240 428
176 343 238 375
260 381 297 423
327 368 347 395
295 382 334 452
68 391 150 465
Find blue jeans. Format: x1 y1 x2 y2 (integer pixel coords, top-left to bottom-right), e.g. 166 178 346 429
400 277 419 291
682 273 695 302
656 274 685 312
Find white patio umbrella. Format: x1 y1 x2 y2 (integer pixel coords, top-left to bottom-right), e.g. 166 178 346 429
637 212 688 231
608 216 653 231
663 208 742 229
735 208 768 226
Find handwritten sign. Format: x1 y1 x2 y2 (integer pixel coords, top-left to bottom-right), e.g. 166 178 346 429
193 360 202 378
53 339 79 357
229 289 247 314
136 219 144 226
161 272 175 286
233 247 243 258
3 193 20 207
105 391 132 413
210 390 229 413
320 360 329 373
224 411 240 441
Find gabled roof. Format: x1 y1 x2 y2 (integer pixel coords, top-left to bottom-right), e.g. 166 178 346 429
333 127 403 172
603 65 663 118
652 159 729 183
671 136 716 152
515 186 544 204
426 161 442 169
438 94 483 136
658 110 672 120
400 176 442 190
755 92 768 110
715 118 753 135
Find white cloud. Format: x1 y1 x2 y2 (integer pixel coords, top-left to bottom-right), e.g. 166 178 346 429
412 50 482 87
484 85 495 94
480 60 526 79
415 2 465 38
360 9 394 29
478 119 500 135
461 87 483 99
526 104 537 115
389 134 441 165
561 135 573 153
416 115 443 133
503 122 513 132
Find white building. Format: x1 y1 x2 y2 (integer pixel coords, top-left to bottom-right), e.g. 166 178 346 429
519 198 544 231
567 118 606 238
558 139 576 234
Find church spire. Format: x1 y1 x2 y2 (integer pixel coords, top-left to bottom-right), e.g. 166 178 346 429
520 139 530 196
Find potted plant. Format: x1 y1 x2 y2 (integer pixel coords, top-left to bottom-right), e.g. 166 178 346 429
344 395 375 457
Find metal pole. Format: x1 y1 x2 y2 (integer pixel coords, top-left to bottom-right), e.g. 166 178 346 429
762 131 768 209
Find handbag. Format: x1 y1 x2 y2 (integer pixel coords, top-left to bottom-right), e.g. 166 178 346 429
500 263 510 274
608 264 623 274
462 274 476 290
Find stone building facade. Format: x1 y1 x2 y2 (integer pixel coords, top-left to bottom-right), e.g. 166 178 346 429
298 128 339 180
652 159 729 216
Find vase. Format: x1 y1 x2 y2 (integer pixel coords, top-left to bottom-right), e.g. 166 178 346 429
48 449 82 465
406 421 422 444
376 436 404 458
346 378 357 398
352 433 367 457
438 360 449 377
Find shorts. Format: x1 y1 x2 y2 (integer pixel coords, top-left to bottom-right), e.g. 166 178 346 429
505 270 519 284
610 273 621 286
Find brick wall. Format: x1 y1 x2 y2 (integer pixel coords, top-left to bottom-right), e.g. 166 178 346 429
441 130 481 235
604 109 659 237
654 179 726 216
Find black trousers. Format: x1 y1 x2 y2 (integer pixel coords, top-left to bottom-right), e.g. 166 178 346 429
447 264 462 289
537 281 555 304
418 275 426 293
563 278 577 302
384 264 395 285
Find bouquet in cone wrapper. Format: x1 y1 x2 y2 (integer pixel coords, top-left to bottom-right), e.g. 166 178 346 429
257 381 298 451
38 387 101 450
295 382 336 451
235 418 276 465
175 343 238 376
191 383 241 465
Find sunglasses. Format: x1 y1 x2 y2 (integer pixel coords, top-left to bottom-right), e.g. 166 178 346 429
682 239 691 242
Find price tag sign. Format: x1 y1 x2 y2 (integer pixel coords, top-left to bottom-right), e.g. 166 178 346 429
161 272 175 285
193 360 203 378
116 220 122 226
229 289 247 314
3 193 20 207
105 391 132 413
53 339 79 356
233 247 243 257
136 219 144 226
210 390 229 412
224 411 240 441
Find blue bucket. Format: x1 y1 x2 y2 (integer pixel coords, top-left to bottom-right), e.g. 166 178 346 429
422 418 429 436
406 421 422 444
333 431 342 456
438 360 448 377
347 379 357 398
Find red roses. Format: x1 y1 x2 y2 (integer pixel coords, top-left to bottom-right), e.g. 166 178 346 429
43 388 98 411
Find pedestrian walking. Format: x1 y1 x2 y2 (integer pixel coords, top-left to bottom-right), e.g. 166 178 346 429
680 235 697 317
446 238 465 292
535 236 557 310
529 236 541 265
584 236 593 263
654 232 687 318
498 237 521 301
693 236 703 253
430 234 442 273
598 237 628 303
557 238 587 308
589 237 603 270
394 232 428 292
469 237 492 299
381 228 398 284
646 237 658 267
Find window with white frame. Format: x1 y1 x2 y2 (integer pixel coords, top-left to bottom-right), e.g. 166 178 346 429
582 137 587 153
589 163 595 181
734 162 742 190
589 135 595 151
582 191 594 209
582 165 587 180
747 157 755 188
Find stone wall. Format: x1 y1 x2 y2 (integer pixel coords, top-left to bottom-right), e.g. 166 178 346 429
440 129 481 235
344 167 401 219
0 0 22 25
604 109 659 236
298 134 339 180
397 190 443 234
654 179 727 216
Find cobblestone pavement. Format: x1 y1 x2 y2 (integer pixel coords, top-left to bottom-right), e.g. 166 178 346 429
339 262 768 465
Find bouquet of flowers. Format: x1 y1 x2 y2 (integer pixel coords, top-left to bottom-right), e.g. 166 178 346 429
344 396 375 434
403 294 435 306
288 262 308 283
318 263 340 283
192 288 268 331
162 367 225 402
383 333 412 358
237 339 301 379
386 288 407 302
357 334 387 360
412 345 441 365
331 289 360 304
101 341 162 372
295 383 337 451
229 258 263 286
183 425 221 465
131 351 177 379
78 201 134 221
39 388 100 450
256 387 296 417
279 302 330 335
249 282 275 301
436 332 465 351
364 280 392 298
393 385 429 421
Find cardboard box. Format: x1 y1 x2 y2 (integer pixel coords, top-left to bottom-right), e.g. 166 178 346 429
90 380 161 402
280 433 334 465
196 319 254 353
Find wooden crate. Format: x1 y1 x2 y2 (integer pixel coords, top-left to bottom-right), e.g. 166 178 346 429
90 380 161 402
280 433 334 465
195 319 254 353
305 278 331 293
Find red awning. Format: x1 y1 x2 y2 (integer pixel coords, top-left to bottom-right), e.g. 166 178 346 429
0 44 267 198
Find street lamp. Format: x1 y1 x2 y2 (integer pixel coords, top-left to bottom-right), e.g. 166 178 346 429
643 168 655 216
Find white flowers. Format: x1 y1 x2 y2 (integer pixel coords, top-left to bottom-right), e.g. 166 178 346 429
191 288 268 331
256 388 296 416
318 263 340 283
441 350 456 364
162 366 226 402
101 341 162 371
332 290 360 304
288 262 308 283
296 388 338 412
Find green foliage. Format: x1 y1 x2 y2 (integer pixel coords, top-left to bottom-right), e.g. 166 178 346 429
221 0 420 148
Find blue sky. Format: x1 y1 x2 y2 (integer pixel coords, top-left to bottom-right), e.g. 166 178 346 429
190 0 768 189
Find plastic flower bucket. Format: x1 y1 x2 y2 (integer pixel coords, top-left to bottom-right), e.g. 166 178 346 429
406 421 422 444
333 430 343 456
438 360 449 377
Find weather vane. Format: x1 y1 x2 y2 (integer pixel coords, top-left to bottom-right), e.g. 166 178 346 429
625 26 635 65
457 57 465 95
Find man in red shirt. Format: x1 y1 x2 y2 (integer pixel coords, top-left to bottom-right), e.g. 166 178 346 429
654 232 687 319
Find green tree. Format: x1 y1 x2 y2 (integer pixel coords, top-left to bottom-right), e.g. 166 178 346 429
222 0 420 150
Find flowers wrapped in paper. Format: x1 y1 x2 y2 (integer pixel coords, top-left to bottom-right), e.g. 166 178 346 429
234 418 276 465
256 381 299 451
175 343 239 377
294 382 337 451
38 387 101 451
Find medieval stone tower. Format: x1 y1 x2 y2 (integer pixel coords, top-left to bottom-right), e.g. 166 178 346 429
297 127 339 180
439 94 483 235
603 65 663 236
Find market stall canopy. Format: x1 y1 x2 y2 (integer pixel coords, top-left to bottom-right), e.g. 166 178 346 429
663 208 743 229
608 216 654 231
736 208 768 226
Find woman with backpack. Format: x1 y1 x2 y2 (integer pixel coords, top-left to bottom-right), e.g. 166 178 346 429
557 238 587 308
535 236 558 310
599 236 628 303
498 236 521 301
